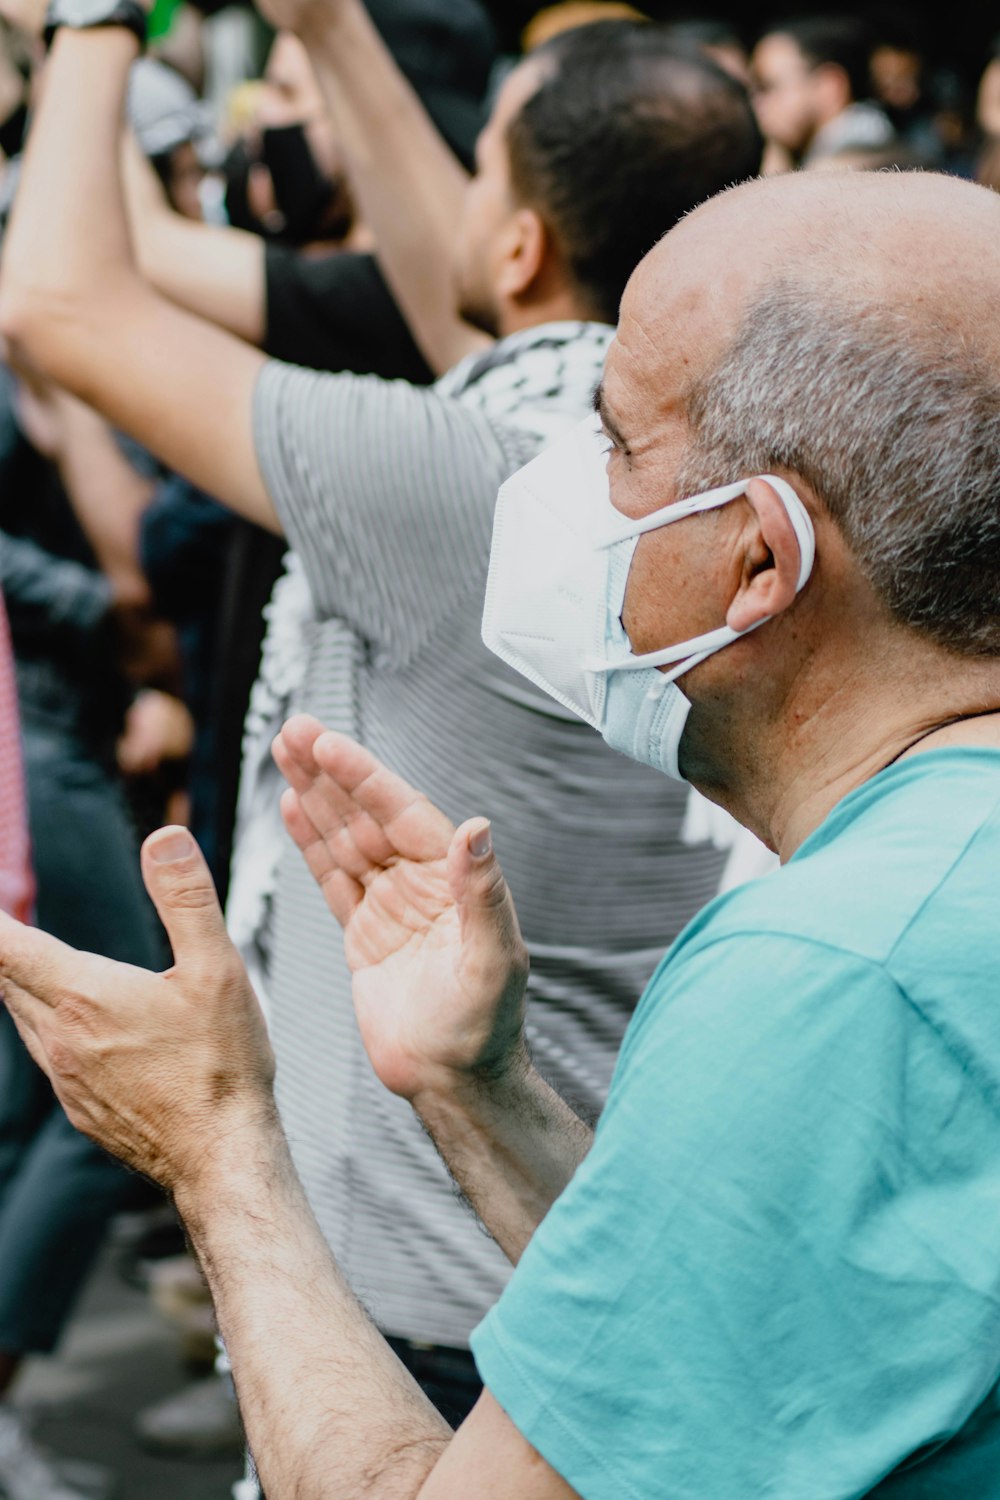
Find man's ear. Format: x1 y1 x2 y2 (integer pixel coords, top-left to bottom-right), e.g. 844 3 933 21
496 207 549 301
726 477 805 634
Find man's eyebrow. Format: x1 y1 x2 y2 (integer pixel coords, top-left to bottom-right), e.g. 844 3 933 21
592 382 629 449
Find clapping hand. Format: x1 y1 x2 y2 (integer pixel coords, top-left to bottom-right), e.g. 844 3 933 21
273 715 530 1104
0 828 275 1192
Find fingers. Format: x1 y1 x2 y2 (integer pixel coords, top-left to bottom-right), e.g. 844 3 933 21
279 787 364 928
313 733 455 853
274 717 455 876
273 721 397 878
0 914 98 1090
140 826 232 976
0 908 86 1013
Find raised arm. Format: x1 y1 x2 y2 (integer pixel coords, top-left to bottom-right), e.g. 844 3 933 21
259 0 491 375
122 133 268 346
0 27 277 531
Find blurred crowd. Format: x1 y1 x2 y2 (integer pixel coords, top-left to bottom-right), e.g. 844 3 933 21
0 3 995 1498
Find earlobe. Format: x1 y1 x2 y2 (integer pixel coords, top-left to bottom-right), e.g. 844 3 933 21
725 478 804 635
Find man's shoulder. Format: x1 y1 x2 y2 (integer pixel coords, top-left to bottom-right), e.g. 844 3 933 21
627 750 1000 1075
670 749 1000 969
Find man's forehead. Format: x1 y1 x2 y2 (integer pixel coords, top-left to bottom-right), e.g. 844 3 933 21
614 206 757 385
624 167 1000 330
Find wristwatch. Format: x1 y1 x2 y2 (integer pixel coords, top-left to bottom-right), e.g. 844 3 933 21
43 0 147 50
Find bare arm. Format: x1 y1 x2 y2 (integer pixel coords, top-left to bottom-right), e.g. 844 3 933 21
0 29 278 531
122 134 268 345
412 1067 593 1265
0 823 582 1499
261 0 490 375
17 379 154 606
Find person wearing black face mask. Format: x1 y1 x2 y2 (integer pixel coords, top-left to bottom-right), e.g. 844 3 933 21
223 121 353 247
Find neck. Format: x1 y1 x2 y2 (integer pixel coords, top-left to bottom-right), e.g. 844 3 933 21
497 288 597 341
699 641 1000 862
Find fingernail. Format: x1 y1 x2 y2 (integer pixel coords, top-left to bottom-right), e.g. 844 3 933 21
148 829 195 864
469 822 492 859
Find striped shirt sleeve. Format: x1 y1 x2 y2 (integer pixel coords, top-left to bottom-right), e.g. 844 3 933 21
252 361 532 666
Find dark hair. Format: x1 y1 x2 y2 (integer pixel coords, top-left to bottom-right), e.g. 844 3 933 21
768 15 874 102
664 19 745 53
504 22 762 325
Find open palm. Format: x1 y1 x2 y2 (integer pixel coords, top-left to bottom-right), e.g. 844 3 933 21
273 715 529 1101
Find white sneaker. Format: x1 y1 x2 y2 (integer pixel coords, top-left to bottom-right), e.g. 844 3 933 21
0 1405 113 1500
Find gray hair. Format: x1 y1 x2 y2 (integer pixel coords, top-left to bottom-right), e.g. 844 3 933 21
677 278 1000 658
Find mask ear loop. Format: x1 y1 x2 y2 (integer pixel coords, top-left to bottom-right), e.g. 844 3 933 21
587 475 816 675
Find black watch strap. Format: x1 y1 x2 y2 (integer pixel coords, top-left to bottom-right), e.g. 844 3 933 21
43 0 147 50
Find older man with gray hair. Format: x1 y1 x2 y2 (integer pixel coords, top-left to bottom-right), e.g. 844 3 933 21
4 165 1000 1500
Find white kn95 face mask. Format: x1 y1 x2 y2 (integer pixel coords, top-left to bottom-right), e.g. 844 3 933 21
482 415 815 781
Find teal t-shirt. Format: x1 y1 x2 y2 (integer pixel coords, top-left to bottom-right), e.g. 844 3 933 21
471 749 1000 1499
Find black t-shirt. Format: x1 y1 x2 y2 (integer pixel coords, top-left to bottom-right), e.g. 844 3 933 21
263 245 434 383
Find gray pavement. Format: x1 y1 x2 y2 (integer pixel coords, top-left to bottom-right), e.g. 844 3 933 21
13 1246 243 1500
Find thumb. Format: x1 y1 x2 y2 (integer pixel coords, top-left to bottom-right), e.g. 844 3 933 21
447 819 525 963
140 826 230 973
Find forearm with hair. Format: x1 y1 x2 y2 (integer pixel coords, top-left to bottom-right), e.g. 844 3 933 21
296 0 490 375
414 1058 594 1265
175 1116 452 1500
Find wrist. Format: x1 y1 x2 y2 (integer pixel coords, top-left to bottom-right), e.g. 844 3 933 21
43 0 147 50
169 1097 285 1225
293 0 364 61
412 1040 536 1131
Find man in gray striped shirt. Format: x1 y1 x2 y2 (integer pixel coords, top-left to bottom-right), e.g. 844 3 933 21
0 1 764 1431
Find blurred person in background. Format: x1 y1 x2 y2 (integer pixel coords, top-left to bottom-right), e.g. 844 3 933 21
0 358 169 1500
219 32 356 248
521 2 645 52
976 37 1000 191
751 14 894 172
128 53 211 218
803 141 940 173
121 21 468 371
0 11 766 1496
0 52 240 1494
662 18 749 84
0 24 30 167
0 584 30 927
867 9 941 162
